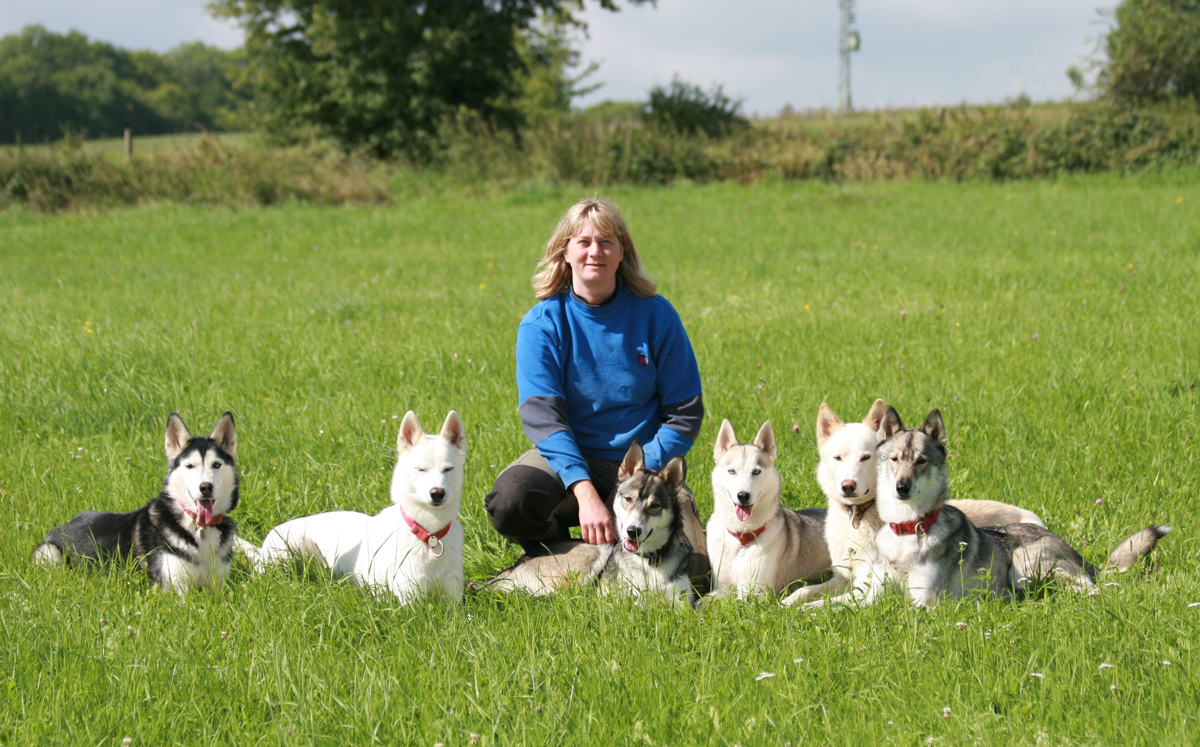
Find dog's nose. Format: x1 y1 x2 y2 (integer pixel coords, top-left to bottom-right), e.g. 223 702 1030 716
429 487 446 503
840 480 857 496
736 491 751 505
199 482 213 497
895 478 911 497
626 525 641 540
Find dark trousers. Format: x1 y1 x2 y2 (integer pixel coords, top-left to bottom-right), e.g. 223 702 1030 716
483 448 711 594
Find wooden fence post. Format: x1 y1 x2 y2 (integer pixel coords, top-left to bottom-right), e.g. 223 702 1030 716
124 129 133 160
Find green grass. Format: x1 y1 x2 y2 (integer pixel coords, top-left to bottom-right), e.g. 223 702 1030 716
1 173 1198 745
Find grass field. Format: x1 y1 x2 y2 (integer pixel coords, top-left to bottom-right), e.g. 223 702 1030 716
1 172 1198 745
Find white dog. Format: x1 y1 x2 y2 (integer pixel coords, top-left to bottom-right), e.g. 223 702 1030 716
250 411 466 603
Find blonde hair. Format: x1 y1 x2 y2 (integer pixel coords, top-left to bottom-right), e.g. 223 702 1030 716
531 198 657 300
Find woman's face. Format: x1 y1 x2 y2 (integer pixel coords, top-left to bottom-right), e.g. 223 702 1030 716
565 220 623 302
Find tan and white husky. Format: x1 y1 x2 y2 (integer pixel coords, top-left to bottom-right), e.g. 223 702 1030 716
706 420 830 599
783 400 1044 608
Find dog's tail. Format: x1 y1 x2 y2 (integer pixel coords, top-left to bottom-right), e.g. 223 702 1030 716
31 541 64 567
1106 525 1172 573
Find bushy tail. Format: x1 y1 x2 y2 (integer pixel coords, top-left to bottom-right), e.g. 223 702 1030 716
31 541 64 567
1106 525 1172 573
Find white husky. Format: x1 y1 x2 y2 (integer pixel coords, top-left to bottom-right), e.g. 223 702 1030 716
707 420 830 599
249 411 466 603
783 400 1044 608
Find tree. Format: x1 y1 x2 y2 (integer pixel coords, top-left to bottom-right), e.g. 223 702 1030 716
1100 0 1200 104
513 15 599 128
0 25 248 143
0 26 165 142
210 0 650 156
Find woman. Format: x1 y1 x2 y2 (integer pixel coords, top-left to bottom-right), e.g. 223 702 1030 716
484 198 708 587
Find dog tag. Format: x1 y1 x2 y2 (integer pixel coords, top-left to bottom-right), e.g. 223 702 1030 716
427 535 439 549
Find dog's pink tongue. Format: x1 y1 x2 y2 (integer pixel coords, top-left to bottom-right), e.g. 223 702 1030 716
735 505 752 522
624 539 639 553
197 499 214 525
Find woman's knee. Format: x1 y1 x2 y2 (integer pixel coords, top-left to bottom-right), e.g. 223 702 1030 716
484 465 564 537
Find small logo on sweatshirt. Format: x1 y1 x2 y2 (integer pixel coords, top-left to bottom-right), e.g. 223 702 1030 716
636 343 650 366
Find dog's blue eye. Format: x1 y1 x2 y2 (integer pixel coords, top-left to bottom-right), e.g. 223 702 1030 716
752 469 761 476
212 462 222 469
727 469 736 475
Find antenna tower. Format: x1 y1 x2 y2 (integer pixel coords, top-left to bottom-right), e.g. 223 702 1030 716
837 0 860 114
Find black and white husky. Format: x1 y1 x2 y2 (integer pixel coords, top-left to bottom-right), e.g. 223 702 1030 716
485 442 697 607
873 406 1171 607
33 412 240 592
601 442 697 607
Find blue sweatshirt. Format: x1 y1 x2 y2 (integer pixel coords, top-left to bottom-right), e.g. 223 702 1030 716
516 284 704 488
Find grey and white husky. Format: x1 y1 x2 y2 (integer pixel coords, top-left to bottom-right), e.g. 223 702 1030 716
706 420 830 599
873 406 1171 607
485 442 697 607
33 412 241 592
783 400 1044 608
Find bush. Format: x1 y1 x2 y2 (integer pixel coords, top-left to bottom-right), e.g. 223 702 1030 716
644 78 748 138
0 136 388 211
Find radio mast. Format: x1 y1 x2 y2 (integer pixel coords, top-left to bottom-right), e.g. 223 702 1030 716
837 0 860 113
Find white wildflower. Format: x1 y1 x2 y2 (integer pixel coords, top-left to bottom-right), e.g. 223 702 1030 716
755 672 776 682
1030 672 1045 679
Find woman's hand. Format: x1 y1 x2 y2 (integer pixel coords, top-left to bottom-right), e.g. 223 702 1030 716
573 480 615 545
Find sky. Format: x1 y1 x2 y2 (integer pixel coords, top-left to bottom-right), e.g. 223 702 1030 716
0 0 1113 115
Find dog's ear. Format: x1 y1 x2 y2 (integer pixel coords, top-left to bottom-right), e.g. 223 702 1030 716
877 406 905 441
208 411 236 457
863 399 888 432
439 410 466 453
165 412 192 461
396 411 424 453
753 421 777 463
815 404 842 448
618 441 645 481
660 456 687 489
713 419 738 462
921 410 947 448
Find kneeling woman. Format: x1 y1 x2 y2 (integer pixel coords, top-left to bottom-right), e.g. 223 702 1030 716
484 198 709 590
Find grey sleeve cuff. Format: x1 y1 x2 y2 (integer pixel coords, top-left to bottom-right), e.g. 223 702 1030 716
660 394 703 441
520 395 572 444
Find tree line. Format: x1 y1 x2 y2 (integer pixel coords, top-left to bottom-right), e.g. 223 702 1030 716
0 25 249 143
3 0 1197 151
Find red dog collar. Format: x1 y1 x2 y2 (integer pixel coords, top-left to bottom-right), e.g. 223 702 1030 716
728 524 769 546
889 508 941 536
400 506 452 549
